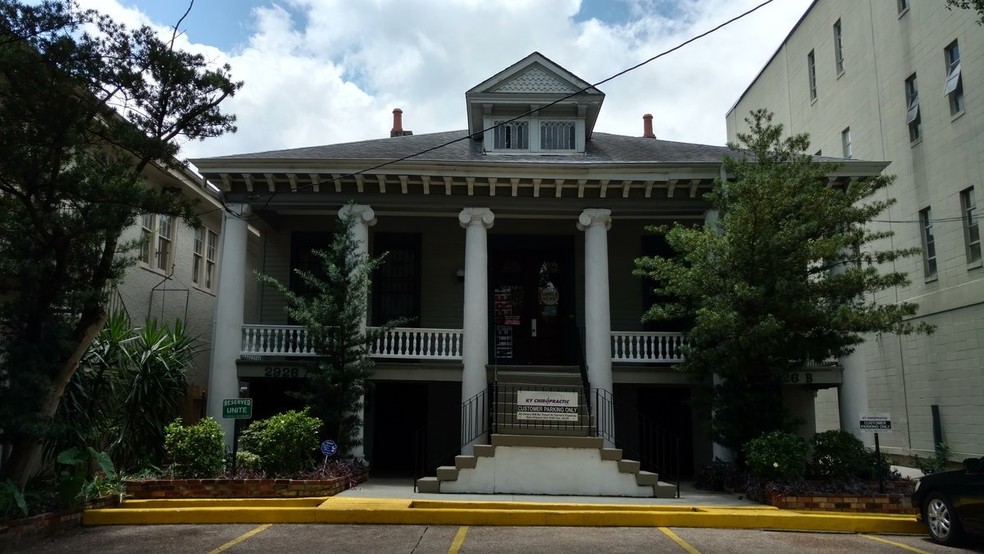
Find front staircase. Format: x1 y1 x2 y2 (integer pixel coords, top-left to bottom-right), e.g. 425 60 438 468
414 365 679 498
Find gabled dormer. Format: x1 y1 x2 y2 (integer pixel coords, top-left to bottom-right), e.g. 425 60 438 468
465 52 605 155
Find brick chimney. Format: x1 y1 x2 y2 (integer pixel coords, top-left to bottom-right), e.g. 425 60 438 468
390 108 412 137
642 114 656 139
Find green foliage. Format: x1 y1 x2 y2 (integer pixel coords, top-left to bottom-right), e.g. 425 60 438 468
237 410 322 477
54 446 119 507
54 310 198 472
693 458 745 492
635 110 932 451
0 0 240 486
0 479 27 519
255 207 406 455
946 0 984 24
163 418 226 479
809 430 872 481
745 431 811 481
914 442 952 475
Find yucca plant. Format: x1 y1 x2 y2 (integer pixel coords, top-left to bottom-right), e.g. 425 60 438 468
54 311 199 472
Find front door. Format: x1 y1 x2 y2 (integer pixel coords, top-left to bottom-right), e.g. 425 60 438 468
490 236 574 365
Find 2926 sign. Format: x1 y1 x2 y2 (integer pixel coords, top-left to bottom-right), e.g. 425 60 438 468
264 366 302 378
782 372 814 384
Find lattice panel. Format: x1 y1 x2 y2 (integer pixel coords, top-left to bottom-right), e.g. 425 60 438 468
492 66 577 93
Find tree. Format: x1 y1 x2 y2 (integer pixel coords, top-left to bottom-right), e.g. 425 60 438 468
0 0 240 487
635 110 932 455
945 0 984 25
256 210 405 456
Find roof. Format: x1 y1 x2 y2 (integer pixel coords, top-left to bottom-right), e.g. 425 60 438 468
192 130 738 167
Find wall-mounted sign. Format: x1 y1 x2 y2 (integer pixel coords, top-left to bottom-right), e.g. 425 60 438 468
516 390 578 422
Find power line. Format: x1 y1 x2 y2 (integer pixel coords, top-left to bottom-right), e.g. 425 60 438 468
219 0 779 213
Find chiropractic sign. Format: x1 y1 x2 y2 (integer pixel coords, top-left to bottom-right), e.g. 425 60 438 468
516 391 579 422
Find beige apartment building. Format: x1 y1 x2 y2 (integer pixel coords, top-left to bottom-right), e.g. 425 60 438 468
727 0 983 461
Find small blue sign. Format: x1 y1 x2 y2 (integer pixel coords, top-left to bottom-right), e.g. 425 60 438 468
320 440 338 457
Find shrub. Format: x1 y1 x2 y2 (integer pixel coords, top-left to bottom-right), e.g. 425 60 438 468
238 409 321 477
810 430 872 481
914 442 951 475
744 430 810 481
163 417 226 478
693 458 746 492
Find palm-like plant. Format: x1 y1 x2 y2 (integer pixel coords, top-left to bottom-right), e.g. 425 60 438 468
55 311 199 472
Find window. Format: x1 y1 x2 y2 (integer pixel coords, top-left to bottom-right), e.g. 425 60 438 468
493 120 529 150
833 19 844 74
897 0 908 14
920 208 938 279
193 227 219 289
905 74 921 142
372 233 421 326
139 214 174 272
487 115 581 153
807 50 817 101
540 121 576 150
841 127 852 158
945 40 964 115
961 187 981 264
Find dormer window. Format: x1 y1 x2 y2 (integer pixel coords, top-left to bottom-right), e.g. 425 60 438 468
467 53 604 155
486 115 580 153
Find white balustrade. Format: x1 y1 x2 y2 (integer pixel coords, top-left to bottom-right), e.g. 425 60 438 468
611 331 686 363
241 325 463 360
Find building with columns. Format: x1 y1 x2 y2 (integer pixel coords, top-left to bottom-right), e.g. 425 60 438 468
726 0 984 462
192 52 884 477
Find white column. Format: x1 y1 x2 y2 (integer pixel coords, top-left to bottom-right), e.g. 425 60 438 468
578 209 613 395
459 208 494 454
338 204 377 460
704 208 735 462
206 203 251 449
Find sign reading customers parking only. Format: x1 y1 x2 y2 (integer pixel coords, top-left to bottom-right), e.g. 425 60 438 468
859 413 891 432
516 390 578 422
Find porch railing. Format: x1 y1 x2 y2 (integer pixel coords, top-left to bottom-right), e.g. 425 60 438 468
242 324 683 364
240 324 464 360
611 331 686 363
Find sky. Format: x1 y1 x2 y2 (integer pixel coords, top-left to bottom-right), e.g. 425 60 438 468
74 0 813 166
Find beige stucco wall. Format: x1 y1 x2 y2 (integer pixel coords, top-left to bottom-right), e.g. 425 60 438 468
727 0 984 459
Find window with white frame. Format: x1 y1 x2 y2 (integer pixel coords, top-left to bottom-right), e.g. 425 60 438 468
841 127 852 158
905 74 921 142
139 214 175 272
920 207 938 279
945 40 964 115
488 116 579 153
808 50 817 101
833 19 844 74
193 226 219 289
493 120 529 150
961 187 981 264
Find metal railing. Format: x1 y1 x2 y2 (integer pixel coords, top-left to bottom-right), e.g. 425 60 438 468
413 389 489 491
592 388 681 498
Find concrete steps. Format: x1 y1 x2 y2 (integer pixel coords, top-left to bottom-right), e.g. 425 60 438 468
416 434 677 498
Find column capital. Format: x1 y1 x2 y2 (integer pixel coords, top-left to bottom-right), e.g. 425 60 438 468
339 203 377 227
577 208 611 231
458 207 495 229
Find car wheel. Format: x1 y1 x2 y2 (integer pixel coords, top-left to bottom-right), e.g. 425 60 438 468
924 491 965 546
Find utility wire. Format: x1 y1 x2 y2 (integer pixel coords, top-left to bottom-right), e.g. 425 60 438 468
210 0 779 216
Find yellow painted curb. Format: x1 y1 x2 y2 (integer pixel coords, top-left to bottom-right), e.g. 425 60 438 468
83 497 924 534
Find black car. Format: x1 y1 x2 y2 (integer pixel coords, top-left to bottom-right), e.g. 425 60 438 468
912 457 984 546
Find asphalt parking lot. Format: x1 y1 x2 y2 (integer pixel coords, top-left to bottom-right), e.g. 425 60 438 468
8 524 984 554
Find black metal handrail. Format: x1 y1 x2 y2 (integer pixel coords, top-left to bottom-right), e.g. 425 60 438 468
413 388 489 491
592 388 682 498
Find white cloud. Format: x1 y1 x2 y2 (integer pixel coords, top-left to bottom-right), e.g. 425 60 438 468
80 0 811 161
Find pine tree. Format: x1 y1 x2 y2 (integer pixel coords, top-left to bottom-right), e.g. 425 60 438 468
635 110 932 454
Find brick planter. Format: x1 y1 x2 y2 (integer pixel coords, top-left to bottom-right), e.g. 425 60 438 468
764 481 916 514
0 496 119 550
123 472 367 499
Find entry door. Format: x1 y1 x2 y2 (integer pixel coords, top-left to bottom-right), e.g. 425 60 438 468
491 236 573 365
